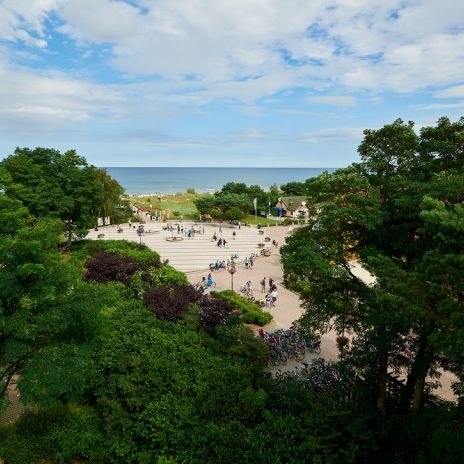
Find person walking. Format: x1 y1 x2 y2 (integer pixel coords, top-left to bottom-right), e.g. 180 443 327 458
271 289 278 306
269 278 274 293
265 293 272 308
232 231 236 240
219 226 222 233
261 277 266 293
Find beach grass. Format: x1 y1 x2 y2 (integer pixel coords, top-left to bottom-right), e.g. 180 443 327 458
129 193 206 219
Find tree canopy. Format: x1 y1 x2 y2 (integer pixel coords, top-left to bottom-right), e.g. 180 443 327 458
282 117 464 412
194 182 277 219
0 147 124 239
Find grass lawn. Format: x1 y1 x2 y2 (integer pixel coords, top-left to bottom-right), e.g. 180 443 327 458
128 195 288 224
129 193 206 219
242 215 283 226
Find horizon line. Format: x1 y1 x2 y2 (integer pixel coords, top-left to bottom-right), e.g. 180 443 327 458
100 166 343 169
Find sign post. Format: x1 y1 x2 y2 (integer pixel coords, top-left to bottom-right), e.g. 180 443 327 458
253 197 257 225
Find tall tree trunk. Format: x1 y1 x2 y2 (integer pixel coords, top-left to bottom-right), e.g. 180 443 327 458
401 327 434 410
412 343 434 409
376 350 388 413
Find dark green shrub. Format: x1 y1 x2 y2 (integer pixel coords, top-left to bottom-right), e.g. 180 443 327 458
212 290 272 326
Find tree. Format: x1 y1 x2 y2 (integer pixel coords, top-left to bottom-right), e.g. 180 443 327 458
225 207 245 221
96 169 125 226
221 182 248 195
0 196 111 408
282 117 464 412
280 181 306 195
0 147 124 242
193 195 216 215
93 307 270 463
269 183 280 198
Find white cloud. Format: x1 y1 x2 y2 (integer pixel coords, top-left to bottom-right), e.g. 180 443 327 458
0 0 464 137
50 0 464 99
0 57 127 130
0 0 62 46
435 85 464 98
59 0 142 43
414 102 464 111
303 127 365 142
308 95 357 107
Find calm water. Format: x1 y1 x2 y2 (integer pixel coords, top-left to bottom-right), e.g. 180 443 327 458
104 167 336 195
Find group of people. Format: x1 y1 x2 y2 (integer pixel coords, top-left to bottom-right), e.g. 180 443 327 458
216 237 228 247
201 273 214 288
260 277 278 307
176 224 205 238
209 259 234 271
244 255 255 269
240 277 279 308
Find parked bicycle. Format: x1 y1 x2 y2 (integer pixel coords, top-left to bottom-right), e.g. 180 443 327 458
259 328 317 366
275 358 343 395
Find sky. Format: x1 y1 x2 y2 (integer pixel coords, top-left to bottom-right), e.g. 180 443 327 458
0 0 464 167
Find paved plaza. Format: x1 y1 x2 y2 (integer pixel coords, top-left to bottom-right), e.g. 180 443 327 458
85 220 273 273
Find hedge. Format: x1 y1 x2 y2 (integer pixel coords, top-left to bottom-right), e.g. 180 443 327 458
211 290 273 326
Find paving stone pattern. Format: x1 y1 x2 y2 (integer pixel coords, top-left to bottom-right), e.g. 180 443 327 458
86 221 267 272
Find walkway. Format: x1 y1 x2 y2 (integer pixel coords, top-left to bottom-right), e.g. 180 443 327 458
86 221 267 273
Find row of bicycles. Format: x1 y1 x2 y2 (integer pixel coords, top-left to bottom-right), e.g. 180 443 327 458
258 328 321 366
274 358 343 394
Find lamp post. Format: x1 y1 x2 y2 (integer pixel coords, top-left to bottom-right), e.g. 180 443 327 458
228 264 236 291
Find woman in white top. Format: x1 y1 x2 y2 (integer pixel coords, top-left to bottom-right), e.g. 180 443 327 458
271 290 278 306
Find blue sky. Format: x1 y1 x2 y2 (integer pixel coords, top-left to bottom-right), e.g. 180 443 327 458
0 0 464 167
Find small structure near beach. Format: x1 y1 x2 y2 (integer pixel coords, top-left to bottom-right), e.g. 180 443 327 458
275 196 309 219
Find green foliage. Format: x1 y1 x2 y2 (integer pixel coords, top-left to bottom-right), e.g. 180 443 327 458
224 206 246 220
0 147 124 240
71 239 161 269
193 195 217 215
212 290 273 325
92 306 272 463
280 181 306 195
217 325 270 367
0 406 109 463
0 209 99 406
269 182 280 198
194 183 269 218
282 116 464 414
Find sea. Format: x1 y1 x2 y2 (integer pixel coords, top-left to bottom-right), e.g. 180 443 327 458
104 167 337 195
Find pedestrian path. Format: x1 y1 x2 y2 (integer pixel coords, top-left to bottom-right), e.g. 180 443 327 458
85 222 269 272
